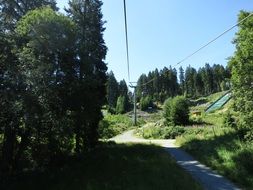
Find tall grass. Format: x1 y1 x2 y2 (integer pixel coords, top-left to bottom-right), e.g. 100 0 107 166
177 127 253 189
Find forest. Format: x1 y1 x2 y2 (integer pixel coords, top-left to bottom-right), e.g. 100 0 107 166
107 63 231 113
0 0 107 178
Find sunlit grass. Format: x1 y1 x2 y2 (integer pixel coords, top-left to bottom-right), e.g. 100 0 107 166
177 127 253 189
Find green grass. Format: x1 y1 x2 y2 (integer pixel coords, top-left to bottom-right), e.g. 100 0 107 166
177 127 253 189
201 112 224 126
177 98 253 189
206 91 228 103
190 91 229 113
5 143 202 190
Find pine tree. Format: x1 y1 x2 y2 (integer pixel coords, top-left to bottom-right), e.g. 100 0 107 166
179 66 185 95
67 0 108 151
107 71 119 110
229 11 253 132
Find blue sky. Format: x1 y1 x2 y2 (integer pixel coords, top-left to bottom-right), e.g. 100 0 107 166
56 0 253 82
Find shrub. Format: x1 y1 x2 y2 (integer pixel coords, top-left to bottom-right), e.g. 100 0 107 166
163 126 186 139
98 114 132 139
164 96 189 126
223 111 236 128
140 96 153 111
138 123 186 139
141 123 162 139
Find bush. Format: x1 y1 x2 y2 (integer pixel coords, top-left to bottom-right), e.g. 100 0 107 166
98 114 132 139
163 126 186 139
164 96 189 126
140 96 153 111
138 123 186 139
141 123 163 139
223 111 236 128
177 126 253 189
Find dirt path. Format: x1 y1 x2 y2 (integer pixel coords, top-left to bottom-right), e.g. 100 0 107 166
110 130 240 190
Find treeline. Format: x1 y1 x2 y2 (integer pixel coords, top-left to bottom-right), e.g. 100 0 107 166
106 71 131 114
136 63 231 103
0 0 107 176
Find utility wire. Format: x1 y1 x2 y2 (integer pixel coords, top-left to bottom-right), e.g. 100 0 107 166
140 12 253 87
123 0 131 82
175 12 253 66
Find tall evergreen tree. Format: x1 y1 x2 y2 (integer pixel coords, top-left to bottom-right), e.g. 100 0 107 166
229 11 253 131
179 66 185 95
67 0 107 151
185 66 197 97
107 71 119 110
203 63 214 95
119 79 128 97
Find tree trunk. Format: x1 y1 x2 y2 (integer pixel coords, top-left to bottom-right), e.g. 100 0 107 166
13 130 30 171
1 123 16 174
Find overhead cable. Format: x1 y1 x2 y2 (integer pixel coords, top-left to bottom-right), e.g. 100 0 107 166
140 12 253 87
123 0 131 82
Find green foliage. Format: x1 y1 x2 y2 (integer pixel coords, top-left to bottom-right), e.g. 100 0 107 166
206 91 228 104
136 64 230 103
164 96 189 126
0 0 57 31
138 123 164 139
229 11 253 136
137 123 186 139
177 127 253 189
136 67 179 103
116 95 127 114
107 71 119 109
140 95 153 111
106 74 131 114
98 114 132 139
163 126 186 139
223 111 236 128
0 0 107 175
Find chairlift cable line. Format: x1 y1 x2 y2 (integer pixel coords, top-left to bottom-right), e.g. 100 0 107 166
123 0 131 82
175 12 253 66
140 12 253 87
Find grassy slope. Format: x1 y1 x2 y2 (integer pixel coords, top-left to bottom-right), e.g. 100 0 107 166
177 127 253 189
133 91 253 189
6 143 202 190
177 94 253 189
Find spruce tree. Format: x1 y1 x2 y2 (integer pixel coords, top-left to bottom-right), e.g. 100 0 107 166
107 71 119 110
67 0 107 151
229 11 253 133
